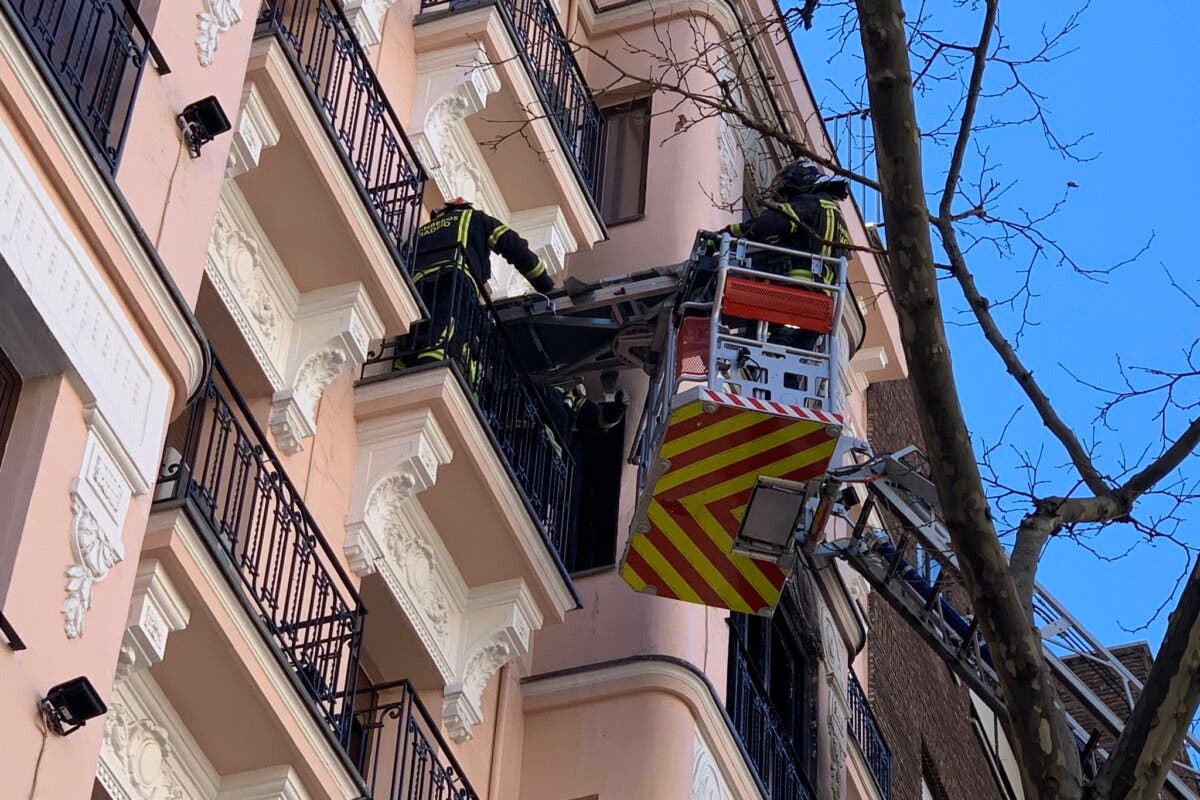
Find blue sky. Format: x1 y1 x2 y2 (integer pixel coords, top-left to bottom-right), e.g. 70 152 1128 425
792 1 1200 651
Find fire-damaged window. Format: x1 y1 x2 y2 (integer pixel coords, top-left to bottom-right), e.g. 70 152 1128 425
728 591 819 790
568 417 626 574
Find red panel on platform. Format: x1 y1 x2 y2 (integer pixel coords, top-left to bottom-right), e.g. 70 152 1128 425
721 276 834 333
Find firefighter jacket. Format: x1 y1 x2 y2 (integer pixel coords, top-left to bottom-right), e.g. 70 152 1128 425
414 205 554 292
725 185 850 285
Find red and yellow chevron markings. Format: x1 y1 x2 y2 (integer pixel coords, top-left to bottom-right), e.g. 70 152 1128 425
621 388 843 614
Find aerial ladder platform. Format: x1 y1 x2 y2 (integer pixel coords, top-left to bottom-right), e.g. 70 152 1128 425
495 232 1200 792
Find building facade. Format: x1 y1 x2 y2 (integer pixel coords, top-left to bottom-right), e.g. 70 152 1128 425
0 1 1168 799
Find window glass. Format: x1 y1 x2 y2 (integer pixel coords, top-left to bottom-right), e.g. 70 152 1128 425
0 347 19 468
600 99 651 224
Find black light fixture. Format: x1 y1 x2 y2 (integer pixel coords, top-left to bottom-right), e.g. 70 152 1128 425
40 676 107 736
177 95 231 158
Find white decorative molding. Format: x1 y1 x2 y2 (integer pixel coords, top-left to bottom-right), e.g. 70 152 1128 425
827 695 849 800
717 117 742 207
411 43 586 298
63 409 149 639
694 730 734 800
227 84 281 178
443 579 540 742
523 657 766 800
345 408 453 573
98 671 221 800
219 766 311 800
63 495 123 640
119 560 191 678
206 184 296 387
207 183 383 455
505 205 577 287
411 44 502 204
341 0 399 48
197 0 244 67
0 120 171 484
149 510 361 799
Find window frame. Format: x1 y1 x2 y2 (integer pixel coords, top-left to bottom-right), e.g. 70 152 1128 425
598 97 653 227
0 347 19 467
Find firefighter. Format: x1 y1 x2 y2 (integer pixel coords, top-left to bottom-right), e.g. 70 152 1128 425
399 198 555 371
542 383 629 450
721 159 851 351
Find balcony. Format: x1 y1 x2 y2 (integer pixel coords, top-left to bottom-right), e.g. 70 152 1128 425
421 0 601 199
235 0 427 331
727 633 818 800
352 680 481 800
410 0 606 252
360 267 579 575
847 672 893 800
1 0 164 172
154 358 367 748
152 359 482 797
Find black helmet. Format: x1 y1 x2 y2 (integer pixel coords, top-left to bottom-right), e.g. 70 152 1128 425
771 159 822 197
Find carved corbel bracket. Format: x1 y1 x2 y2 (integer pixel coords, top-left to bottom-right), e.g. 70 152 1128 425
118 560 191 680
443 579 541 742
268 284 384 455
341 0 400 48
227 83 281 179
344 409 453 576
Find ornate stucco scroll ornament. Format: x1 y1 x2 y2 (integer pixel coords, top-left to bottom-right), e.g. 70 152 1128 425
197 0 243 68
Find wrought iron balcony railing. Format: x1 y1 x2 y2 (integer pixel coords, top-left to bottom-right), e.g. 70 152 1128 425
360 266 578 572
258 0 427 274
0 609 26 650
351 680 480 800
727 634 817 800
1 0 165 171
155 358 367 753
847 671 893 800
419 0 604 201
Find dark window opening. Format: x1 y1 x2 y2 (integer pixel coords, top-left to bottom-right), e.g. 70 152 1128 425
0 347 19 469
599 99 651 225
729 593 818 776
568 417 626 573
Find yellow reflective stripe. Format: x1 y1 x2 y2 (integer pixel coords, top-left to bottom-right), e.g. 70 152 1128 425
526 261 546 279
457 209 472 246
729 223 742 237
779 202 800 234
820 200 836 258
487 224 509 249
629 532 705 604
621 561 649 593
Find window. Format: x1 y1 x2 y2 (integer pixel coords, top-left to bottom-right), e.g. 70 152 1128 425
599 99 651 225
729 594 818 772
567 417 626 573
0 347 18 468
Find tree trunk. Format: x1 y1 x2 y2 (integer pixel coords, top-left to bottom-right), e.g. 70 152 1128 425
853 1 1081 796
1089 556 1200 799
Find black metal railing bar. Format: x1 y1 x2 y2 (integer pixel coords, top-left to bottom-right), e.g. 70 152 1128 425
727 635 817 800
350 680 480 800
847 671 893 800
418 0 603 198
155 358 366 745
258 0 427 273
0 609 26 650
2 0 165 170
360 266 577 566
